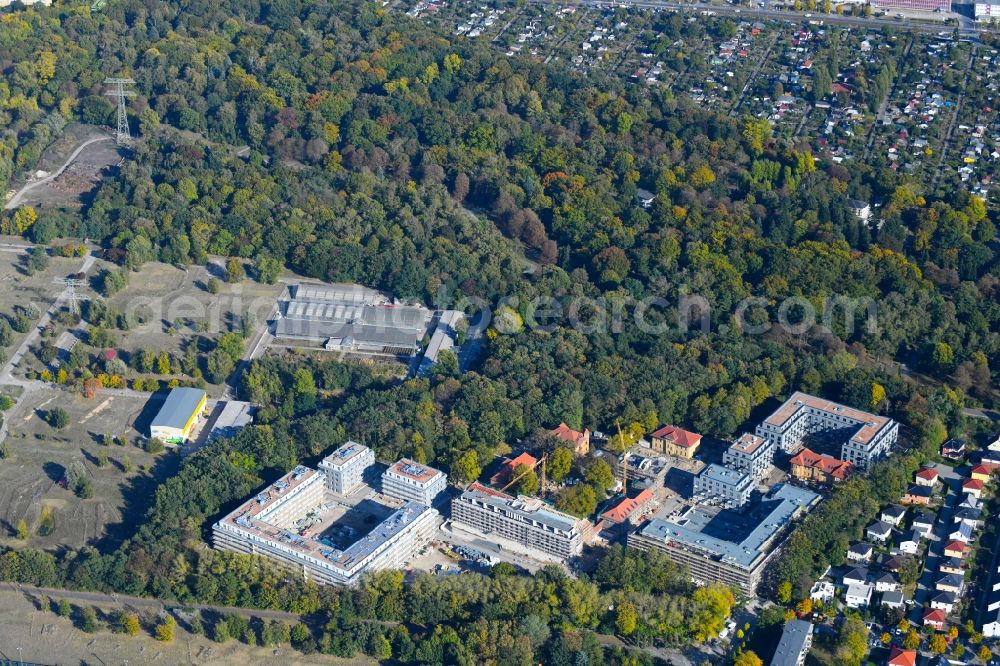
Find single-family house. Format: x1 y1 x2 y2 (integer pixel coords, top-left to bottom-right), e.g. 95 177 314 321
935 573 964 594
847 542 874 563
550 423 591 457
635 188 656 209
949 521 974 544
649 425 702 459
953 507 982 529
490 452 538 488
915 467 939 487
959 494 981 511
930 591 957 613
881 590 905 610
880 504 907 527
963 478 985 499
845 583 873 609
971 463 996 483
923 607 947 630
944 540 968 558
912 511 936 536
873 572 900 593
847 198 872 225
843 567 869 587
866 520 893 543
903 485 932 505
939 557 964 575
941 439 966 459
810 581 835 604
887 646 917 666
897 530 921 555
882 554 907 573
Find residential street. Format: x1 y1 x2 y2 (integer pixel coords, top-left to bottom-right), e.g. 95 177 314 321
907 462 964 625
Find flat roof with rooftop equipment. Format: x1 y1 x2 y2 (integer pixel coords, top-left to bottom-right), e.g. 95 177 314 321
214 456 439 585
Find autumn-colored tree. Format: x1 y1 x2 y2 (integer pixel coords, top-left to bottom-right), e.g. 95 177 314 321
443 53 461 74
225 257 245 283
871 382 886 410
614 601 637 636
451 450 481 484
903 629 921 650
734 651 763 666
117 612 141 636
155 615 176 642
83 377 103 400
689 164 717 189
929 633 948 654
549 447 574 483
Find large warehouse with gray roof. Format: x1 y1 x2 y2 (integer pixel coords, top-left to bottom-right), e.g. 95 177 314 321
272 283 463 370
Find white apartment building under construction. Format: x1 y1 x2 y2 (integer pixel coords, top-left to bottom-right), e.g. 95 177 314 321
755 392 898 469
382 459 447 506
722 433 775 481
212 464 438 586
451 483 588 561
318 441 375 495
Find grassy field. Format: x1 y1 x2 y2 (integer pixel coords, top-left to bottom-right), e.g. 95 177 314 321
102 260 281 378
0 247 85 347
0 590 372 666
0 386 176 552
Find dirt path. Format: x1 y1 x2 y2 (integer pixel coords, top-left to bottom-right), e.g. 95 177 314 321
0 582 302 621
4 136 113 210
0 253 97 449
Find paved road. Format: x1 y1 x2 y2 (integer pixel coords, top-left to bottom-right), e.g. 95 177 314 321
4 136 113 210
526 0 989 40
220 278 283 400
964 407 1000 421
908 463 963 625
0 583 301 621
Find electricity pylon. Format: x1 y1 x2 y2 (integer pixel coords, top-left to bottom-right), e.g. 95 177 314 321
103 77 136 145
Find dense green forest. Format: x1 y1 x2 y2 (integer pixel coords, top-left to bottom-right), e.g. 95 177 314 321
0 0 998 659
1 0 996 420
